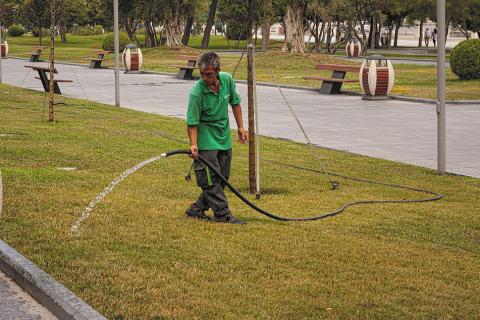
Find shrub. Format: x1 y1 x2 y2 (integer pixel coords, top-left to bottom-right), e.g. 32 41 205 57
225 20 249 41
8 24 25 37
450 39 480 80
102 32 129 52
72 25 105 36
32 28 50 38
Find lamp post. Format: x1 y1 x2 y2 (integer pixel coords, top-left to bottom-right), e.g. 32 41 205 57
113 0 120 107
437 0 446 174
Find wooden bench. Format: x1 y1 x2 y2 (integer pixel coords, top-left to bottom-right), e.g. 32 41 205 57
25 65 73 95
83 50 111 69
29 46 47 62
304 64 360 94
168 55 199 80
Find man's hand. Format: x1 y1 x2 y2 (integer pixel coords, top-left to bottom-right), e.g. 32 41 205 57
238 127 247 144
189 144 199 160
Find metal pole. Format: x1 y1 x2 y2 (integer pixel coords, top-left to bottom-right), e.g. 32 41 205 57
113 0 120 107
437 0 446 174
252 45 260 199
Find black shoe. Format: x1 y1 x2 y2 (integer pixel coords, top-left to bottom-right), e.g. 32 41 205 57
214 214 246 225
185 209 211 221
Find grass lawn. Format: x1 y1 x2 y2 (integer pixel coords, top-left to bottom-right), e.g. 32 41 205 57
5 34 480 101
1 84 479 319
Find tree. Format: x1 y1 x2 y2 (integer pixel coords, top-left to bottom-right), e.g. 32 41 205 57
20 0 50 45
200 0 217 48
281 0 308 53
57 0 88 43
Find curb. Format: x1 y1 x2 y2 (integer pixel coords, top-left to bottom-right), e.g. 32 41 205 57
0 239 106 320
0 170 3 218
389 95 480 105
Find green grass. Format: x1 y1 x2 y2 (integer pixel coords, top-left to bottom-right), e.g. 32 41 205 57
1 84 479 319
5 34 480 100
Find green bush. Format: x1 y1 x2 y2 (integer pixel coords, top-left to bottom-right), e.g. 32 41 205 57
72 25 104 36
450 39 480 80
225 20 249 41
8 24 25 37
32 28 50 38
102 32 129 52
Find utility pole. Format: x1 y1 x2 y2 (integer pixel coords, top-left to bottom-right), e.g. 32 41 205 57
113 0 120 107
48 0 56 122
437 0 446 174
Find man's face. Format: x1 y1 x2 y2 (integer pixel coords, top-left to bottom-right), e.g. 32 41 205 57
200 65 218 86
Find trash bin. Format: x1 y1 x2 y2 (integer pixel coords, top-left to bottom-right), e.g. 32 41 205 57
122 43 143 72
359 55 394 99
1 40 8 58
346 40 361 58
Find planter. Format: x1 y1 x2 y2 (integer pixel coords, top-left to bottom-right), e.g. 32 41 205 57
122 44 143 72
346 40 361 58
1 41 8 58
359 55 394 98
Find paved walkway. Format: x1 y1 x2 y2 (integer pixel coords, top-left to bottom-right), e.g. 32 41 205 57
2 58 480 178
0 270 58 319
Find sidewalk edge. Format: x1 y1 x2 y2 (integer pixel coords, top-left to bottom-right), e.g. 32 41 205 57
0 239 106 320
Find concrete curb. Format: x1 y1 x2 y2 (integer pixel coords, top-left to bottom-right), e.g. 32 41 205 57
0 170 3 219
0 239 106 320
9 57 480 105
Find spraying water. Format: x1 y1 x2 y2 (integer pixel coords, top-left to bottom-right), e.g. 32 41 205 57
70 154 166 233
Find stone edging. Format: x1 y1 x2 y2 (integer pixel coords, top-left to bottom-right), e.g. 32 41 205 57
0 239 106 320
0 170 3 218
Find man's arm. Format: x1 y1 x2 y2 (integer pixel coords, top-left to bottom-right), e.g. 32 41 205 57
232 104 247 144
187 125 199 159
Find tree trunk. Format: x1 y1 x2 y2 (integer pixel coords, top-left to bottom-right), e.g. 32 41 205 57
261 23 271 50
418 20 424 47
201 0 218 49
335 19 341 43
369 15 376 49
60 25 67 44
325 21 332 53
165 20 182 46
281 3 306 53
182 15 194 46
39 27 42 46
394 24 400 47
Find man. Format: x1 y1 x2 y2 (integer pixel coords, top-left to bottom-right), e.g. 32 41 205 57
185 52 247 224
424 28 432 47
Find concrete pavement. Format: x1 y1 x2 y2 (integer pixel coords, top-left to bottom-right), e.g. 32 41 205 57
0 270 58 320
2 57 480 178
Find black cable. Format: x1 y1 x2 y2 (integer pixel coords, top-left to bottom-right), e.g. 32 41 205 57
163 149 442 222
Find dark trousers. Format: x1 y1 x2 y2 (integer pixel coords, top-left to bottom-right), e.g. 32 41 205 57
189 149 232 217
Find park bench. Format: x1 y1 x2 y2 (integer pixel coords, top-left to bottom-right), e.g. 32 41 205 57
83 50 111 69
29 46 47 62
25 65 73 95
304 64 360 94
168 55 199 80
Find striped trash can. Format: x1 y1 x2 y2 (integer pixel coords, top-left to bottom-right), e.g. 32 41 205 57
359 55 394 99
346 40 361 58
122 44 143 73
1 40 8 58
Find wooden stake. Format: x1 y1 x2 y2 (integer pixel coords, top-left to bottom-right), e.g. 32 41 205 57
48 0 55 122
246 0 256 194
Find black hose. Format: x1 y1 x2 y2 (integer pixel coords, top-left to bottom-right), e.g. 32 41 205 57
164 149 442 222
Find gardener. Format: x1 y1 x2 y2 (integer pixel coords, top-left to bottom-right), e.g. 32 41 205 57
185 52 247 224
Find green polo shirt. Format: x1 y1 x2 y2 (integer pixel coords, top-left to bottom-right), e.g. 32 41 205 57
186 72 242 150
